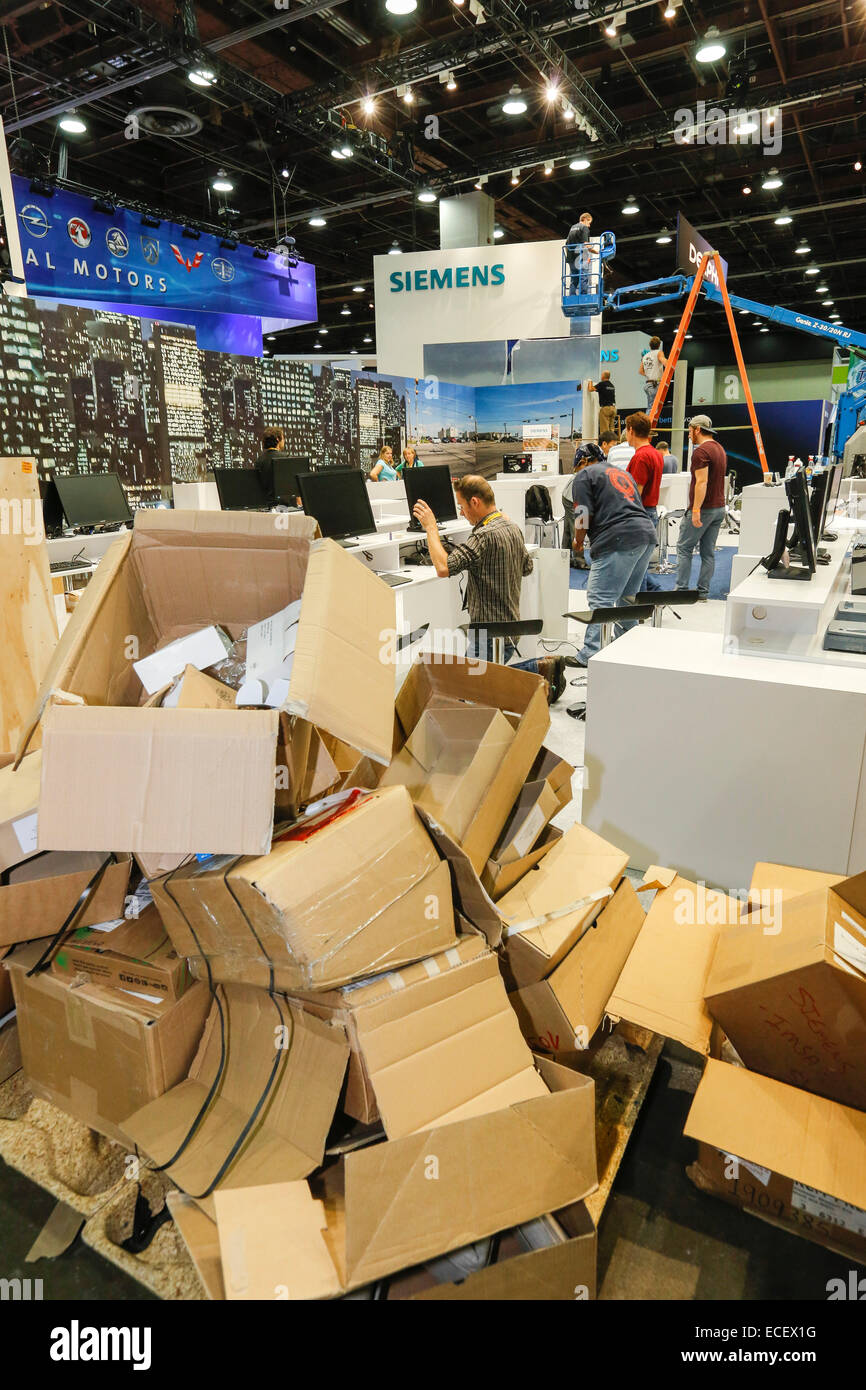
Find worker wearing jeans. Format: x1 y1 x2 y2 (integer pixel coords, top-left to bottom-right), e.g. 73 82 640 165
676 414 728 599
571 458 658 665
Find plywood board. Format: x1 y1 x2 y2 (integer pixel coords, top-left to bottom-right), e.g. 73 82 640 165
0 458 57 755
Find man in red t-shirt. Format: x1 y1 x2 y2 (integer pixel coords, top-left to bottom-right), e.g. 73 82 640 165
676 414 728 599
625 412 663 592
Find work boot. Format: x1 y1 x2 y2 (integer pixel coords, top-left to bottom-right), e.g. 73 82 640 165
538 656 567 704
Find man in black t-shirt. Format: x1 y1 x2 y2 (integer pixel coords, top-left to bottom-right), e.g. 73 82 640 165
571 456 658 665
589 371 617 437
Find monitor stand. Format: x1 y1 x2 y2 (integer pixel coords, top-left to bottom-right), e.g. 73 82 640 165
406 517 423 532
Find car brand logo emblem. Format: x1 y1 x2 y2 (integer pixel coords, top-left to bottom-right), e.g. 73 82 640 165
67 217 91 248
211 256 235 282
140 237 159 265
106 227 129 257
170 244 204 272
20 204 49 238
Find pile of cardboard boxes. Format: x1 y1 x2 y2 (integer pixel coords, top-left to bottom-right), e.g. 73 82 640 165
2 509 865 1296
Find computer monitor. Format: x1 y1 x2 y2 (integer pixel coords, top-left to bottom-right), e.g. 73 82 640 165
785 470 817 573
809 470 831 547
213 467 269 511
42 480 65 536
271 457 311 507
403 464 458 529
53 473 132 530
827 460 844 521
298 469 376 541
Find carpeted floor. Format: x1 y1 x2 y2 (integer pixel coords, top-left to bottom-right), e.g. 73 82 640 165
568 544 736 602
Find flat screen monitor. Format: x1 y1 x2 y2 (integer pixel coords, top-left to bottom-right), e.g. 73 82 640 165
214 467 268 511
53 472 132 529
827 460 844 518
786 471 817 573
403 464 458 525
271 457 311 507
298 469 376 540
809 470 831 545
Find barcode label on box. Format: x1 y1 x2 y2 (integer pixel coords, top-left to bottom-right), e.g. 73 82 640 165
792 1182 866 1236
12 812 38 856
834 920 866 975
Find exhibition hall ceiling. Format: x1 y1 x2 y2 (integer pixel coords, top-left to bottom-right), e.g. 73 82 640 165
3 0 863 354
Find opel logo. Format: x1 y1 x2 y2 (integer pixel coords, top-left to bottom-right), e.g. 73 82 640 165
21 204 49 238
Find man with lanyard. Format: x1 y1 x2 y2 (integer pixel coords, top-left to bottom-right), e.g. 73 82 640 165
412 474 566 703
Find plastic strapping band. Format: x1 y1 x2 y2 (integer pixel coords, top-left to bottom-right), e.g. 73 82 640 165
500 886 614 939
25 854 116 977
221 858 276 997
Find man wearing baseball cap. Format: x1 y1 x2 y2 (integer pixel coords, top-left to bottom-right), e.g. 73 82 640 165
676 414 728 599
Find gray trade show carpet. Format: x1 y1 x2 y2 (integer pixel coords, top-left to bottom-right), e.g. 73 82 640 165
569 545 736 602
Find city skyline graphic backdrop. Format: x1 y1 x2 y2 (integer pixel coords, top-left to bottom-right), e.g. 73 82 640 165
0 295 584 502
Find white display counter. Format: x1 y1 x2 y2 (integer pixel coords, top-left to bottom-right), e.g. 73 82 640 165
723 535 856 666
583 624 866 886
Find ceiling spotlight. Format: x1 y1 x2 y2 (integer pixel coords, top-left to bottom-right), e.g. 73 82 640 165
604 12 625 37
320 327 328 335
363 335 373 343
503 86 527 115
314 342 322 350
385 0 417 13
417 186 438 203
654 316 664 323
855 160 863 172
830 314 841 321
510 168 520 185
544 162 554 176
362 96 376 116
188 67 216 87
805 265 820 276
622 194 640 215
664 2 675 17
761 168 783 190
58 111 87 134
822 300 835 306
816 284 829 293
309 215 326 227
341 304 351 316
603 19 616 36
733 115 758 136
331 147 346 160
211 171 233 192
545 82 559 102
563 105 575 121
695 27 726 62
742 184 752 195
266 335 276 342
493 226 504 239
739 308 749 315
766 108 779 125
388 241 401 254
655 230 673 244
340 143 353 158
773 210 793 225
351 348 359 354
685 332 693 339
402 88 414 104
569 157 590 171
759 327 769 333
794 240 811 254
447 73 457 90
453 0 465 6
352 284 364 292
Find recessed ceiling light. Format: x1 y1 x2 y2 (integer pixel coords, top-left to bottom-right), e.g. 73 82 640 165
211 172 233 192
385 0 417 13
794 240 811 254
622 194 640 215
503 86 527 115
309 215 326 227
59 111 87 134
569 157 590 171
762 169 783 190
417 186 438 203
695 28 726 62
493 226 504 239
655 230 673 244
188 67 216 87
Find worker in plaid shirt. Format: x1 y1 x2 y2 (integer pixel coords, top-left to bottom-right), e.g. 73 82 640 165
411 474 566 703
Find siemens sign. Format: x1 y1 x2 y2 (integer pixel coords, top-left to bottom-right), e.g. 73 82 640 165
389 263 505 292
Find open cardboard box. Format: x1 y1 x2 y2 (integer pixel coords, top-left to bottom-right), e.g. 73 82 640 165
0 850 131 950
497 823 630 992
20 513 397 857
298 938 550 1133
4 938 211 1144
205 1054 596 1299
526 746 574 815
150 787 467 992
488 777 560 870
51 903 191 1002
392 656 549 874
685 1057 866 1265
483 824 562 902
0 751 42 875
508 879 645 1060
123 984 350 1209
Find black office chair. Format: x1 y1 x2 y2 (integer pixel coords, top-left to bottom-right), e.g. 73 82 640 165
463 619 544 666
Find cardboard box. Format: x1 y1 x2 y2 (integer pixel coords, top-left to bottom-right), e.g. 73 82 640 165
298 940 549 1134
705 871 866 1110
51 904 191 1002
0 964 13 1017
123 985 350 1205
4 940 211 1144
209 1056 597 1299
150 787 460 992
0 851 131 950
526 746 574 814
380 705 516 846
508 879 646 1059
490 778 561 868
482 824 562 902
0 751 42 874
24 515 397 856
393 657 549 874
170 666 238 711
498 823 630 991
685 1058 866 1265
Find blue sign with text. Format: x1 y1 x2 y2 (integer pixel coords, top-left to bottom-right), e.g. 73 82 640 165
13 175 317 352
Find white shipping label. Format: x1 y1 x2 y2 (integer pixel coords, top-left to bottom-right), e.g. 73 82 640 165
12 812 38 855
834 921 866 975
511 803 546 860
722 1152 771 1186
792 1182 866 1236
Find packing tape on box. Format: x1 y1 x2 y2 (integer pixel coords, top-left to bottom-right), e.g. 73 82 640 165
500 887 614 939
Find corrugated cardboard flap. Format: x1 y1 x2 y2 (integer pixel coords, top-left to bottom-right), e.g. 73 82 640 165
416 808 502 947
684 1058 866 1213
286 539 396 765
606 875 743 1055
